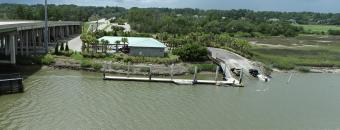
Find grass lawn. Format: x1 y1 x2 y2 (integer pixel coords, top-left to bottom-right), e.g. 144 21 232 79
246 35 340 70
297 24 340 33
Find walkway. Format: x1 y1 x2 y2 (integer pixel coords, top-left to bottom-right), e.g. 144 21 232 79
68 35 82 52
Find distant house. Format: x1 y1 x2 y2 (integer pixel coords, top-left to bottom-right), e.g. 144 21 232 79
268 18 280 22
98 36 167 57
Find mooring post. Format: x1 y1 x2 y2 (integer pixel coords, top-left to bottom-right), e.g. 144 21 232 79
239 68 244 84
127 62 131 77
170 63 174 80
193 66 198 84
215 66 219 82
103 61 106 79
149 65 152 80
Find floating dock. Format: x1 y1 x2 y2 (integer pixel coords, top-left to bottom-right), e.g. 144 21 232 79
104 75 243 87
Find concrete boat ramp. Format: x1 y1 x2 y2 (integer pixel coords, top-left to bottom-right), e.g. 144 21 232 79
104 76 243 87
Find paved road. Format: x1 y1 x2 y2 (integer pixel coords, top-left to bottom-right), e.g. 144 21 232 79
68 36 82 52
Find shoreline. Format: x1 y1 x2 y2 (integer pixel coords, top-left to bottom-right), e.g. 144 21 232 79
272 67 340 74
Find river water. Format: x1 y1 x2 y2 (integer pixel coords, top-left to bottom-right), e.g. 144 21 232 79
0 69 340 130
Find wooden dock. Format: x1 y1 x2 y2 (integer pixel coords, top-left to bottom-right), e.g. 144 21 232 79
104 75 243 87
0 73 24 95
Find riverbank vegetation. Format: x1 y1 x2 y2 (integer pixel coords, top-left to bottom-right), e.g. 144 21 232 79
246 35 340 70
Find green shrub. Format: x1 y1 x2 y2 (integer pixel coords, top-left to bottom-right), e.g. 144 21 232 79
297 67 310 73
140 67 150 72
81 60 92 68
71 53 84 60
92 63 103 71
189 64 217 74
234 32 252 37
111 64 128 71
328 29 340 35
41 54 55 65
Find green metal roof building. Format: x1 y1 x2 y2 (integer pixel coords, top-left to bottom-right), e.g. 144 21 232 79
98 36 166 57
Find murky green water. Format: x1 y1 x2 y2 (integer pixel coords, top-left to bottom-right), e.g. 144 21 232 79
1 69 340 130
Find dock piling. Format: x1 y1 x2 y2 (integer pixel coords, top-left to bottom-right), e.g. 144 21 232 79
149 66 152 80
215 66 219 82
127 62 131 77
170 63 174 80
193 66 198 84
239 68 244 84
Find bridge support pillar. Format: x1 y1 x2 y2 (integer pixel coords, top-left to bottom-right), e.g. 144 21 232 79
0 35 3 54
20 31 24 56
9 33 16 64
25 30 29 56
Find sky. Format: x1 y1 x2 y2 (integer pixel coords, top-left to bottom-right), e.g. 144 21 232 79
0 0 339 13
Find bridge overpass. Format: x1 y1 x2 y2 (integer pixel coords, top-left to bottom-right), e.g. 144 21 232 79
0 21 82 64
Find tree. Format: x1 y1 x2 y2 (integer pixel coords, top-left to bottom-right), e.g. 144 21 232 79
121 37 128 46
101 39 110 53
173 44 208 62
60 42 64 51
55 42 59 54
65 42 69 52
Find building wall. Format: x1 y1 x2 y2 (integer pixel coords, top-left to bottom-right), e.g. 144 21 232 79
129 47 165 57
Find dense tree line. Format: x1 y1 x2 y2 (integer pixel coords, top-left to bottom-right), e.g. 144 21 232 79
127 8 304 36
0 3 126 21
1 3 340 25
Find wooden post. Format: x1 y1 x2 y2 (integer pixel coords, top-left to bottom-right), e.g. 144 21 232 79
103 61 106 78
170 63 174 80
193 66 197 84
215 66 219 81
148 66 152 80
239 68 244 84
127 62 131 77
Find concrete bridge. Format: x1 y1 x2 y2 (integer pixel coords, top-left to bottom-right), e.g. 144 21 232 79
208 47 270 82
0 21 82 64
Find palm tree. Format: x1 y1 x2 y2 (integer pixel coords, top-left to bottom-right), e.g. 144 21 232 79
115 40 121 52
103 40 109 54
121 37 128 47
100 39 105 53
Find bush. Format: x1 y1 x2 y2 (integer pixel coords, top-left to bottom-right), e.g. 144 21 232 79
112 53 179 64
297 67 310 73
80 60 92 68
71 53 84 60
173 44 208 62
92 63 103 71
272 61 295 70
328 29 340 35
189 64 217 74
111 64 128 71
41 54 55 65
234 32 252 37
